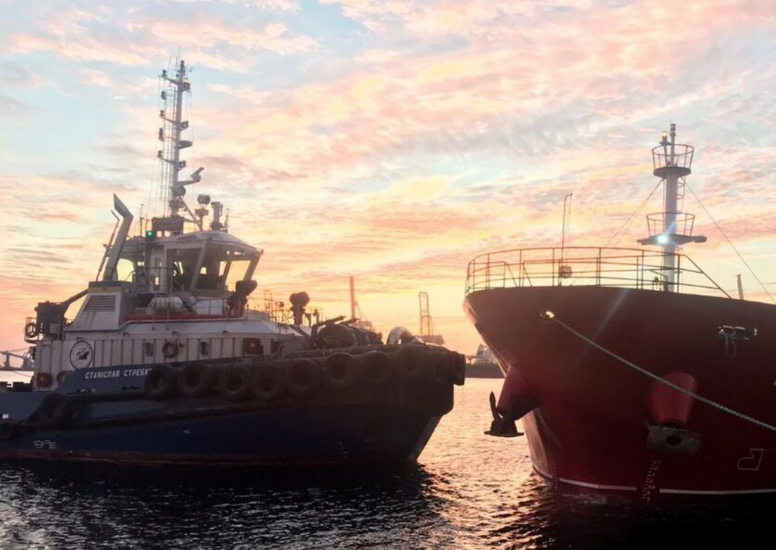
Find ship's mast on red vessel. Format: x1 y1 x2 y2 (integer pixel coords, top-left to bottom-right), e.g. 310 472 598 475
638 124 706 291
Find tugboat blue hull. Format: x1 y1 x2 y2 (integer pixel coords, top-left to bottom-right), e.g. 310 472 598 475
0 353 459 467
0 404 443 466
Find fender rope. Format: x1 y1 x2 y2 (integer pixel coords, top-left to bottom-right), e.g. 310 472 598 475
543 311 776 433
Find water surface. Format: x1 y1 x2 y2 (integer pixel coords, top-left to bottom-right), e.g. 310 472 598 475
0 378 771 549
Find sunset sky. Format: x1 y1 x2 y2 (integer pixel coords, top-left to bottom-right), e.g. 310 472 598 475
1 0 775 359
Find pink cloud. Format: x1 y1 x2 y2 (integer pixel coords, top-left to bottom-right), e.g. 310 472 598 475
10 34 151 66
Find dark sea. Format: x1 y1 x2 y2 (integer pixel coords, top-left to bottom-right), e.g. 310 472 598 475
0 378 772 549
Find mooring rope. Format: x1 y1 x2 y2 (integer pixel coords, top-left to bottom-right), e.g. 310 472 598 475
541 311 776 432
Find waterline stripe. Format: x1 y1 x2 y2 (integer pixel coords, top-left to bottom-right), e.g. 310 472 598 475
659 487 776 495
532 463 637 492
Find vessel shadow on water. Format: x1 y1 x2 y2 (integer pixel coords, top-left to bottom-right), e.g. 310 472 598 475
0 60 465 467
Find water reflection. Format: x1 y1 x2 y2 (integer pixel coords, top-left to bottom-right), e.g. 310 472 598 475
1 379 774 549
1 463 460 549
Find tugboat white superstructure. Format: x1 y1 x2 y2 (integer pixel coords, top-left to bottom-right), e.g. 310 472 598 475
0 61 464 466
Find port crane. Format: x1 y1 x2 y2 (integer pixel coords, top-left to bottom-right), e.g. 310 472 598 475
418 292 444 345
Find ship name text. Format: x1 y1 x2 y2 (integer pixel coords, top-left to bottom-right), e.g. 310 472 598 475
84 367 151 380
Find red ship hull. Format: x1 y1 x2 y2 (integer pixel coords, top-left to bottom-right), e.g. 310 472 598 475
465 286 776 502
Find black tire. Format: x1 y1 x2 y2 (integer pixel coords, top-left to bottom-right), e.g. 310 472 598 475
252 363 284 402
284 359 321 397
322 352 358 390
143 364 178 400
360 351 394 386
430 352 452 385
0 422 17 440
35 394 74 428
394 345 425 381
178 362 216 398
218 365 252 401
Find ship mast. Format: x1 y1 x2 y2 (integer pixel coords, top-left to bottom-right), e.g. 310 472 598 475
638 124 706 290
157 60 204 230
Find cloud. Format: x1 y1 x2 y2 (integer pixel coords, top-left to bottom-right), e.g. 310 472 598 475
144 20 317 55
0 60 37 87
0 96 35 118
10 33 151 66
1 0 775 355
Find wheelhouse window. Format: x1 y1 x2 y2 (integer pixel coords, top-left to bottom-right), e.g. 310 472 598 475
190 245 258 296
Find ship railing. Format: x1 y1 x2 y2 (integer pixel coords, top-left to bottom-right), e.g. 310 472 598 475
652 143 693 172
465 246 730 298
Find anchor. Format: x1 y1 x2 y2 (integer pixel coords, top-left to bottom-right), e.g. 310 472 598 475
485 392 523 437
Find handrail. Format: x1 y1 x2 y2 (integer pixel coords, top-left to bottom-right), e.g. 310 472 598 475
465 246 730 298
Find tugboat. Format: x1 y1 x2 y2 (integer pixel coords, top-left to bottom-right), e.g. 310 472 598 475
466 125 776 502
0 61 464 466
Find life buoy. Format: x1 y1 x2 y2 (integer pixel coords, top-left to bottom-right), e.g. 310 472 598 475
394 345 424 380
24 321 39 340
360 351 393 386
252 364 284 401
284 359 321 397
143 364 178 400
56 371 73 386
323 352 358 389
178 362 216 397
218 365 252 401
35 394 74 428
162 341 179 359
35 372 53 389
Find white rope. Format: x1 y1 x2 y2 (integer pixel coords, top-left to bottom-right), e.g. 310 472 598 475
545 312 776 432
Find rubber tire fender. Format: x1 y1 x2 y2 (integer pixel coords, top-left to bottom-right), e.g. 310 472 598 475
178 362 217 398
284 359 322 397
35 393 74 428
218 364 253 401
0 422 17 440
394 345 425 381
360 351 394 386
252 363 284 402
323 352 358 390
430 352 454 385
143 364 178 400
